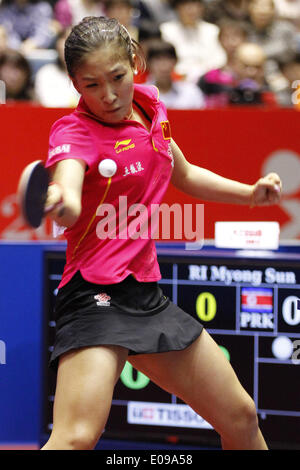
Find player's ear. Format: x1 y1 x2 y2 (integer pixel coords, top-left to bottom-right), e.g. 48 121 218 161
132 54 138 75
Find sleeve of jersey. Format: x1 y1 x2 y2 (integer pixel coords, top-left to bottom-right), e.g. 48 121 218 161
148 84 169 121
158 99 169 120
45 117 98 169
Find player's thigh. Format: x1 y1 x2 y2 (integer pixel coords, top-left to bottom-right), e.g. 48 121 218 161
129 330 254 433
52 345 129 432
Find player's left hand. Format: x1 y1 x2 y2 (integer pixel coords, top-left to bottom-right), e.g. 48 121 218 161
251 172 282 207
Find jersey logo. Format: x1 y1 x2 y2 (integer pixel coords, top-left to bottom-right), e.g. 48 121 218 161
114 139 135 153
48 144 71 159
94 293 111 306
161 121 171 140
123 161 144 176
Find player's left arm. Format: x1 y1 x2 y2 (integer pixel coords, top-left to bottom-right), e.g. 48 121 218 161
170 139 282 206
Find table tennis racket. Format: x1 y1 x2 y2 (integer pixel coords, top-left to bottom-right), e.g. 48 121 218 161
17 160 56 228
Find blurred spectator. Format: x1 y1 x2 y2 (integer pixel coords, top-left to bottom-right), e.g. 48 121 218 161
104 0 138 40
0 48 34 101
198 19 248 107
276 54 300 106
203 0 250 25
233 42 267 85
134 19 162 83
34 28 79 107
137 0 176 24
146 39 205 108
199 42 277 106
230 42 278 105
274 0 300 51
0 0 56 53
0 25 8 53
160 0 226 82
246 0 298 90
218 19 248 62
138 18 162 49
274 0 300 25
54 0 105 29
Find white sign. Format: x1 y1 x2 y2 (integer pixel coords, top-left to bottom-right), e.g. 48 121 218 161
215 221 280 250
127 401 213 429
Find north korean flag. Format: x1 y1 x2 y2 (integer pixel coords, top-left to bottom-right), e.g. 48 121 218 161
241 287 273 313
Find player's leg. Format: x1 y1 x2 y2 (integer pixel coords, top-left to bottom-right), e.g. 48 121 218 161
129 329 267 450
42 344 129 450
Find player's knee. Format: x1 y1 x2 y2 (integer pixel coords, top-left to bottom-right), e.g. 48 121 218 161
226 396 259 438
239 398 259 431
68 424 102 450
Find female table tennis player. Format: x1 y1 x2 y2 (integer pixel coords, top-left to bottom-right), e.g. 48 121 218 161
42 16 281 450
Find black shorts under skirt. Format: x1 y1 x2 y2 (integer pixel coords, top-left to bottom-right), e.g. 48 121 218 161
49 271 203 371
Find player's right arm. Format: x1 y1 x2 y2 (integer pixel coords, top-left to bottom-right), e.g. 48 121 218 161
46 158 86 228
46 117 97 228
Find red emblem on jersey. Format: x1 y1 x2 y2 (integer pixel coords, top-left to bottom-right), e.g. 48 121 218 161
161 121 171 140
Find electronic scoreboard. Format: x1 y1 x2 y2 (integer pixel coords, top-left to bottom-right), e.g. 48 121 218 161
43 244 300 449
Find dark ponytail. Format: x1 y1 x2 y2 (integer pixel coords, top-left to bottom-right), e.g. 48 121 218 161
65 16 146 77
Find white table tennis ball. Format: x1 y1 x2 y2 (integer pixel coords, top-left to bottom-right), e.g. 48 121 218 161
98 159 117 177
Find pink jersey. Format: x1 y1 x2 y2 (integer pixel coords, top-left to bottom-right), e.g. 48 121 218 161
46 84 174 287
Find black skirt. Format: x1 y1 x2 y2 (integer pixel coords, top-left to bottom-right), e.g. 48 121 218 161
49 271 203 370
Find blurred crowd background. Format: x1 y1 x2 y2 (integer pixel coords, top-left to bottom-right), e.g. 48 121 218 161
0 0 299 109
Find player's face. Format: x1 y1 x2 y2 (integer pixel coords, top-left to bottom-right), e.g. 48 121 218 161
72 45 135 123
